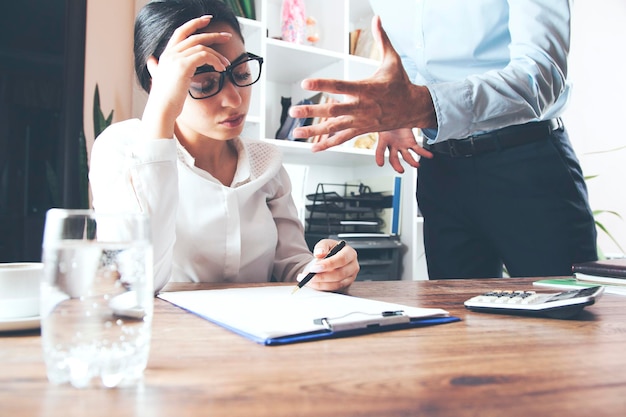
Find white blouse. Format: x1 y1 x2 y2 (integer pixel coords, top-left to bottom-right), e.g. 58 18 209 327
89 119 313 292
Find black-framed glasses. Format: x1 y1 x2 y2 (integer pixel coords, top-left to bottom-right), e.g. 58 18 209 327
188 52 264 100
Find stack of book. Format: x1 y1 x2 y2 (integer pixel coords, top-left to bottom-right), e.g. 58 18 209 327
533 258 626 295
349 27 380 60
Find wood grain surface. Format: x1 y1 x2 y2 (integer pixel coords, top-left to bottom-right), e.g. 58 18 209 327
1 278 624 417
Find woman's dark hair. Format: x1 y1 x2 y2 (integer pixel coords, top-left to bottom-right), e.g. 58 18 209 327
134 0 243 93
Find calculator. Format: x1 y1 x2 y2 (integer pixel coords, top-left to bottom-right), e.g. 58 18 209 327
464 286 604 319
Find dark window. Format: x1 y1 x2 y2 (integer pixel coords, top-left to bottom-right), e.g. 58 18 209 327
0 0 86 262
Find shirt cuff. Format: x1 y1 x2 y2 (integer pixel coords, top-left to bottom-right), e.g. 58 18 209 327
426 80 474 143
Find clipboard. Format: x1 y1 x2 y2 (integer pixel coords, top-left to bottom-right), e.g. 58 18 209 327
158 286 460 346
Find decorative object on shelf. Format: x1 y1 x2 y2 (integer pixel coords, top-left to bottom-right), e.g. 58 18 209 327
275 92 330 141
305 16 320 45
275 96 292 137
275 96 312 141
353 133 378 150
281 0 306 44
350 16 380 60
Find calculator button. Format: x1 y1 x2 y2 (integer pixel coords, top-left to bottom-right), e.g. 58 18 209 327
521 294 540 304
476 291 499 302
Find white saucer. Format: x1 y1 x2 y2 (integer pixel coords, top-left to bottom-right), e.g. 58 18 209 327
0 315 40 332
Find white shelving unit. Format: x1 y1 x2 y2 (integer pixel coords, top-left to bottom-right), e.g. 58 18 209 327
240 0 427 281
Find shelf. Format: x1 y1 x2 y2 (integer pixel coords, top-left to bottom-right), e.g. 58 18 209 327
239 17 263 56
262 133 425 169
262 138 379 166
265 39 344 83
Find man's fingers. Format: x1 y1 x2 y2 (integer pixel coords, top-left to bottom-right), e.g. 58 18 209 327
413 146 434 159
300 78 366 97
311 129 361 152
289 102 332 119
290 100 369 120
292 115 359 141
399 149 420 169
375 140 387 167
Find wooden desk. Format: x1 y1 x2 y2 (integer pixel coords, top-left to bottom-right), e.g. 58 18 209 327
1 278 625 417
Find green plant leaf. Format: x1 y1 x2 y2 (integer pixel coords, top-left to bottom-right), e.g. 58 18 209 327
239 0 256 19
93 84 114 139
593 209 623 220
585 161 624 256
585 145 626 156
78 84 114 209
594 218 625 254
77 128 90 209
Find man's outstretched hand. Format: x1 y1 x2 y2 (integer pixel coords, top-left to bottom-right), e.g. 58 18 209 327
288 15 437 153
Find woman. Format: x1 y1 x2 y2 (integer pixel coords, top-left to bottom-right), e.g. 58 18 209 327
89 0 359 293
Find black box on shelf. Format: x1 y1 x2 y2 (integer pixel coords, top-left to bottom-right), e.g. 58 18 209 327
330 235 404 281
305 182 393 236
304 182 404 281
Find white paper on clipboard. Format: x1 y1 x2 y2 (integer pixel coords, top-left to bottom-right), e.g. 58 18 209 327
158 286 454 345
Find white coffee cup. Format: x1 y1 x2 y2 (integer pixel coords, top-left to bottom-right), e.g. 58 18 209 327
0 262 43 319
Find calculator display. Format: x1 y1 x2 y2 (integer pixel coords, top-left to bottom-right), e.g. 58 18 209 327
545 286 600 302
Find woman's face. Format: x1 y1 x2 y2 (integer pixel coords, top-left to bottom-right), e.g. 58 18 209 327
176 22 252 142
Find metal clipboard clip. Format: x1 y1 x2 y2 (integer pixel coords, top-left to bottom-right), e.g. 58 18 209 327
313 310 410 332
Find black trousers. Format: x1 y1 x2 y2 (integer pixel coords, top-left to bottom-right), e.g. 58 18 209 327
416 125 597 279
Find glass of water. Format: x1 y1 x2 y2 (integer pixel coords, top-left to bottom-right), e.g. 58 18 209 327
41 209 153 388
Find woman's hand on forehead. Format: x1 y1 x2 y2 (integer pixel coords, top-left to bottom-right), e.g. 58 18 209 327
164 16 233 73
141 16 232 140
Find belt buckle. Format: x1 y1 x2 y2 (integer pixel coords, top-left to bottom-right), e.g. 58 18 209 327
448 137 475 157
448 140 460 157
468 137 476 157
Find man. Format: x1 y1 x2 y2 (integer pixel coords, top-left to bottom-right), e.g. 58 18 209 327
289 0 597 279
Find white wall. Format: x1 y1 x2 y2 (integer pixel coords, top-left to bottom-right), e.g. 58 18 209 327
563 0 626 256
83 0 136 147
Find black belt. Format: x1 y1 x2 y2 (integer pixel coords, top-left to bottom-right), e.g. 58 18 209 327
424 118 562 158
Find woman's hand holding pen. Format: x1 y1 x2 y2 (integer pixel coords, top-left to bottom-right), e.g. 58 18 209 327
297 239 359 292
141 15 232 140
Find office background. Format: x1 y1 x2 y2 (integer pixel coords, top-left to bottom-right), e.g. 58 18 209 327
2 0 623 263
87 0 626 257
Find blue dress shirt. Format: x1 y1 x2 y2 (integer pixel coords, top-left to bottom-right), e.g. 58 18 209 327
369 0 572 142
